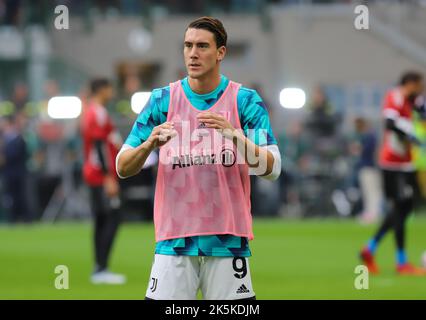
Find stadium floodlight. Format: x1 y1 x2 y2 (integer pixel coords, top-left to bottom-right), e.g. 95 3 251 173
131 92 151 114
47 96 82 119
279 88 306 109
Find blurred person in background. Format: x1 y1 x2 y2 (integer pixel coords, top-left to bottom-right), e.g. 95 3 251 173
360 71 426 275
350 117 382 224
304 85 339 139
81 78 126 285
0 0 5 23
32 80 65 218
11 82 29 113
3 0 21 26
277 121 309 217
0 113 30 223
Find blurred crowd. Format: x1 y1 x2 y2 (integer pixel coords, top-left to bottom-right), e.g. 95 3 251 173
1 0 409 28
3 74 422 224
0 80 83 223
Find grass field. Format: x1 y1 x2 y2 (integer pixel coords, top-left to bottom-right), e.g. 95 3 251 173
1 216 426 299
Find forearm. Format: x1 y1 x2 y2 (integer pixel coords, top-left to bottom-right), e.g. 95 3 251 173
116 141 154 178
94 140 108 174
385 118 421 145
232 130 274 177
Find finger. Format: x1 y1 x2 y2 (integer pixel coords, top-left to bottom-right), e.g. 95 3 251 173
152 125 172 136
158 133 169 142
156 122 174 129
197 112 221 119
202 119 224 127
159 128 176 136
161 121 174 126
198 111 216 116
160 123 174 130
158 129 177 141
158 135 167 142
158 134 176 142
205 124 222 129
197 116 221 122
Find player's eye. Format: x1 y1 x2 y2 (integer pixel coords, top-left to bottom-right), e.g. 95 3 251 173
198 43 209 48
184 43 192 48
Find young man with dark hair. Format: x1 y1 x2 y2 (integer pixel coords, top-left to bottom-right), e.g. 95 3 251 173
117 17 281 299
82 78 126 284
360 71 426 275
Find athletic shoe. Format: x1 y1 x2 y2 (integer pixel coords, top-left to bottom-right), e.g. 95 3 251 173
396 263 426 276
359 247 379 274
91 271 127 285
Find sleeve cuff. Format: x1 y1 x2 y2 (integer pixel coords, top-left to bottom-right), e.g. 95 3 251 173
115 144 134 179
248 144 282 181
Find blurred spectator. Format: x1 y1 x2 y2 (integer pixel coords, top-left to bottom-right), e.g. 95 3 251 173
3 0 21 26
304 86 344 216
305 86 339 138
11 82 29 113
165 0 205 14
32 80 65 217
94 0 120 15
123 74 141 97
0 0 5 23
278 121 309 216
350 117 382 224
120 0 142 15
0 113 30 223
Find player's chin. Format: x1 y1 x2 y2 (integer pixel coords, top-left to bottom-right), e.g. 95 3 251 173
187 69 205 79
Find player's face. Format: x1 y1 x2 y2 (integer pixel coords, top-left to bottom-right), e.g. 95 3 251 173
102 86 115 102
184 28 226 80
415 80 425 95
406 80 425 103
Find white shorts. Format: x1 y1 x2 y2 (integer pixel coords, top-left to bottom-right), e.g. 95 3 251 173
145 254 255 300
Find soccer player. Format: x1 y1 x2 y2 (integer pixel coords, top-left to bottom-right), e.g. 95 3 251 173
81 78 126 284
360 71 426 275
116 17 281 299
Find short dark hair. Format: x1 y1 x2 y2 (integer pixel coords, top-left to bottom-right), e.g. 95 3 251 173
400 71 423 86
186 16 227 48
90 78 112 95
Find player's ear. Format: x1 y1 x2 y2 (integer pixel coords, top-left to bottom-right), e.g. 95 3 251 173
217 46 226 62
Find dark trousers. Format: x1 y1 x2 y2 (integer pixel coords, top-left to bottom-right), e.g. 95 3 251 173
372 170 416 251
4 176 30 223
89 186 121 272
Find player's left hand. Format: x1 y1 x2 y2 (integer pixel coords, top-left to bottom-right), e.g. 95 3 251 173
196 112 236 139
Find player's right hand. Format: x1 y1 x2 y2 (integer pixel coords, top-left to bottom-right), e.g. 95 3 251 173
146 122 177 150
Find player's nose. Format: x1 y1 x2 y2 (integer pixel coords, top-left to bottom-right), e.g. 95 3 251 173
189 47 199 58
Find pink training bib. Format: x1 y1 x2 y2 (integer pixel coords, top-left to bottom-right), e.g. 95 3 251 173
153 80 253 242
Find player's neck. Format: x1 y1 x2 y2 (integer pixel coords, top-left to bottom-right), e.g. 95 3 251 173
188 72 221 95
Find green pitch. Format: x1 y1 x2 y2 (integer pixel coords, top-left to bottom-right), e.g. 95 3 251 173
1 216 426 299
